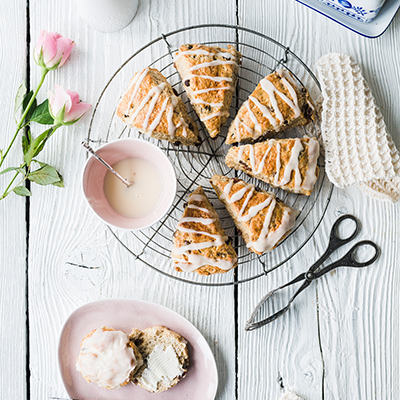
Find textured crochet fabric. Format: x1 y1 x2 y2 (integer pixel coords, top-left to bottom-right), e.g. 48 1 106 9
316 53 400 202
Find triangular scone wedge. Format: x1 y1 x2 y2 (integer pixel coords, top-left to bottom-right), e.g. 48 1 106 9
117 67 199 146
225 137 320 195
129 326 189 393
225 69 315 144
172 186 237 275
210 175 296 255
174 44 241 138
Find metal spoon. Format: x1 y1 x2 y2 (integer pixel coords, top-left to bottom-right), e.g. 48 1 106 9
82 141 133 187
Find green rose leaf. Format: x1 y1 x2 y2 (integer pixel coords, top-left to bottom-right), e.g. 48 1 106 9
13 185 31 197
31 100 54 125
24 128 52 165
22 90 37 122
14 83 27 115
28 164 60 186
0 166 25 176
22 135 29 155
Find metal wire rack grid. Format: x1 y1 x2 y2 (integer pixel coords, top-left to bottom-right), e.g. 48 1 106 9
87 24 334 286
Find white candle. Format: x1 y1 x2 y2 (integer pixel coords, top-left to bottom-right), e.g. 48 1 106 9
103 157 162 218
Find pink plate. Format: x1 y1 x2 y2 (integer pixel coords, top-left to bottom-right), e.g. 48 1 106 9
58 299 218 400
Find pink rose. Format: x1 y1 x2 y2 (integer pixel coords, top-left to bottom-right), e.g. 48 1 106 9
34 30 75 70
48 85 91 125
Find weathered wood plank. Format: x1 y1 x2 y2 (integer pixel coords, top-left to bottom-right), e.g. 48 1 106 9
0 1 28 399
28 1 237 399
239 1 400 399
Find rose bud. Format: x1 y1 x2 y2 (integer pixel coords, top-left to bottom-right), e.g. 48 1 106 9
34 30 75 70
48 85 91 125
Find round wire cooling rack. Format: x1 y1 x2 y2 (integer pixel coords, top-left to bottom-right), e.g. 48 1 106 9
87 24 334 286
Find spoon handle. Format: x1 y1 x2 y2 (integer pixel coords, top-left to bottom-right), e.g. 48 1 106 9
81 141 132 187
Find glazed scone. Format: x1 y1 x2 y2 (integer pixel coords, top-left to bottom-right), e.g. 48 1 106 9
172 186 238 275
225 137 320 195
76 326 143 390
210 175 296 255
174 44 241 138
129 325 189 393
225 69 315 144
117 67 199 146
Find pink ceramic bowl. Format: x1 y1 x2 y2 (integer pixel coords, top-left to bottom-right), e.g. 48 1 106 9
82 139 177 230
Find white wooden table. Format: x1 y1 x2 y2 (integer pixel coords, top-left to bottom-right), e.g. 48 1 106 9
1 1 400 399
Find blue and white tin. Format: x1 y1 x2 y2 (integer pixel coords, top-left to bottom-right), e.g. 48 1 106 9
315 0 386 22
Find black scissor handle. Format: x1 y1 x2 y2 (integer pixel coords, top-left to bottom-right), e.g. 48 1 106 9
343 240 380 268
309 214 361 274
315 240 380 278
329 214 361 247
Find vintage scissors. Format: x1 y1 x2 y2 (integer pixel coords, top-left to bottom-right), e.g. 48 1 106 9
245 214 380 331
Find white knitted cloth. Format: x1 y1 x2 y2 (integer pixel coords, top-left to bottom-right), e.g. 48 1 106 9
315 53 400 203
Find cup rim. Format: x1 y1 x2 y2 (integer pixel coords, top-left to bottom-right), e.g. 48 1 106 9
81 138 177 231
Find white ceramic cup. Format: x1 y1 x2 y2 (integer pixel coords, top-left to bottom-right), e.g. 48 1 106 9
76 0 139 32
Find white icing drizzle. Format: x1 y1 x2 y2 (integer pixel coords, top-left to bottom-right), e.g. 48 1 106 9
237 143 273 175
174 49 236 62
189 194 207 202
189 59 238 71
279 138 304 191
249 95 279 130
302 138 320 191
245 101 262 136
124 68 149 115
192 98 223 107
193 86 232 94
223 180 234 195
201 111 229 122
174 253 236 273
238 187 255 220
127 82 166 125
180 216 214 225
174 49 212 61
184 74 233 83
187 204 210 214
75 329 136 390
276 68 297 87
147 98 168 132
177 226 224 241
260 77 301 122
172 192 236 273
307 99 315 111
247 206 295 253
274 142 281 184
240 197 273 222
221 179 294 252
221 180 273 223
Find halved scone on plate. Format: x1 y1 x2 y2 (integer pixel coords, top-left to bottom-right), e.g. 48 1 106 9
225 69 315 144
129 325 189 393
117 67 199 146
75 327 143 390
172 186 237 275
225 136 320 195
210 175 296 255
174 44 241 138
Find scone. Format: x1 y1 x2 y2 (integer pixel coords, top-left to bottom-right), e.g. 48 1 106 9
172 186 238 275
174 44 241 138
76 326 143 390
225 137 320 195
210 175 296 255
117 67 199 146
225 69 315 144
129 325 189 393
